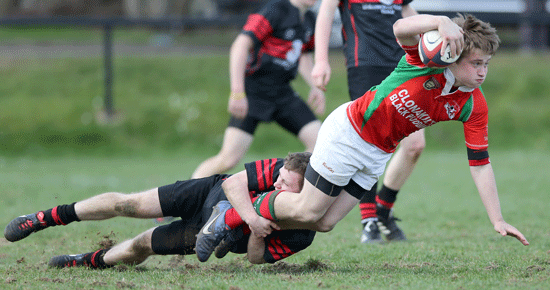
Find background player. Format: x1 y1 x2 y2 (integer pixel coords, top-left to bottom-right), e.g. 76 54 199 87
312 0 420 243
192 0 324 179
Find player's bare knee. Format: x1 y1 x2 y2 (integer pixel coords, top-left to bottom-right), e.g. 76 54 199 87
403 140 425 160
130 232 153 256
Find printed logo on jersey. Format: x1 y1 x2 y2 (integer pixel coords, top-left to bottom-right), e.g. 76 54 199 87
362 1 402 14
274 39 303 70
444 100 460 119
389 89 437 129
423 77 441 90
284 29 296 40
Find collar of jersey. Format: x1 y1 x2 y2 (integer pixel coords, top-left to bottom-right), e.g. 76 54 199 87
442 68 475 95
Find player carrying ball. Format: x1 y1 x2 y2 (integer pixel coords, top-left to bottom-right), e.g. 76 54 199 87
195 13 529 263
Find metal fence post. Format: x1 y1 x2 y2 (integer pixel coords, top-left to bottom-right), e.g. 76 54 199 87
103 22 114 118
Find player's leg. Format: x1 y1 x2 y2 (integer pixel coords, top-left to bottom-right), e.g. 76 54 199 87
75 188 163 220
348 65 407 243
49 220 200 268
191 117 256 178
102 228 156 265
380 129 425 197
255 102 390 225
4 188 163 242
298 120 321 153
48 228 156 269
376 128 425 240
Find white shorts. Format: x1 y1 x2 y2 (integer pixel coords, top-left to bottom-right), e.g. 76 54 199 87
310 102 392 191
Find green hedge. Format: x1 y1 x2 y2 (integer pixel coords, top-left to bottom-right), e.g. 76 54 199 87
1 51 549 156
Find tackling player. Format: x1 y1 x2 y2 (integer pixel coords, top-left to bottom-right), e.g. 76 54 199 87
4 152 315 267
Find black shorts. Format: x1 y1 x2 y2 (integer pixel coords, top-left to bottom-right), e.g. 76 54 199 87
347 65 395 100
304 164 366 200
229 90 317 135
150 175 229 255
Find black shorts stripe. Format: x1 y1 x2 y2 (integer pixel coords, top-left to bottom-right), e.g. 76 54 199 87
304 164 343 197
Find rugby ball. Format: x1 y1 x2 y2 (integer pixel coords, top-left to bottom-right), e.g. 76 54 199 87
418 30 460 67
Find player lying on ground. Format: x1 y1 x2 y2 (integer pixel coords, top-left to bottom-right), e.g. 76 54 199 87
194 13 529 262
3 152 315 267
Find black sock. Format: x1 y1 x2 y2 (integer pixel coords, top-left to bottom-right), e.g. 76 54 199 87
41 202 80 227
376 185 399 220
359 182 378 222
84 248 112 269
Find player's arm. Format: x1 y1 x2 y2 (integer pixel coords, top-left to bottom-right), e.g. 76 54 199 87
469 163 529 246
299 52 326 115
311 0 339 91
246 233 267 264
393 14 463 58
228 34 253 119
222 171 280 237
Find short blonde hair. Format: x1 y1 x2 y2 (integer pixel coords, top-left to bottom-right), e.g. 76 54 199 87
453 13 500 62
283 152 312 190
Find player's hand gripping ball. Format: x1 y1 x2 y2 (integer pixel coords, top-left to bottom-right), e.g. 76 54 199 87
418 30 460 67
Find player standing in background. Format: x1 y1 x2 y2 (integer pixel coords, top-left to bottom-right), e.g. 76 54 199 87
192 0 325 179
312 0 419 243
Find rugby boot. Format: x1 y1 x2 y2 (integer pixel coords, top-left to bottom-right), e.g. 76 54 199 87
360 218 383 244
48 249 110 269
4 212 48 242
214 226 244 259
377 211 407 241
195 200 232 262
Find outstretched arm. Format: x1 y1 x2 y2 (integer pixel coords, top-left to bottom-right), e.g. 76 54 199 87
311 0 339 91
470 163 529 246
393 14 464 58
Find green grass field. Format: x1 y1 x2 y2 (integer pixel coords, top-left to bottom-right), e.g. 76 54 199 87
0 150 548 289
1 26 549 289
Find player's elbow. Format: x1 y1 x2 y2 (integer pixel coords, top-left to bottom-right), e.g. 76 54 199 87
393 19 407 38
313 219 337 232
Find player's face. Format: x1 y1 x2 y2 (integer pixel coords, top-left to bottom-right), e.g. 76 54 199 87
273 167 303 193
451 48 491 89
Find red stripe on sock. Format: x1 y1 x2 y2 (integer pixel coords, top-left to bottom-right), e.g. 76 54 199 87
359 202 376 219
90 250 99 268
51 206 66 225
375 196 394 209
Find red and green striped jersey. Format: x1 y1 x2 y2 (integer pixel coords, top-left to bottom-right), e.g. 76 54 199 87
347 44 489 160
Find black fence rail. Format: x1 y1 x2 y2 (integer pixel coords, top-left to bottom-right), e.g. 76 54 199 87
0 16 248 118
